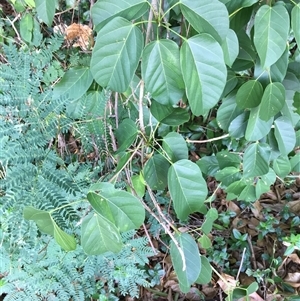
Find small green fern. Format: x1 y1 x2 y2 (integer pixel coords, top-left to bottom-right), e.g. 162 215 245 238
0 35 154 300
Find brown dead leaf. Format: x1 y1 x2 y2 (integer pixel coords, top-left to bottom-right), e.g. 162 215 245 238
65 23 94 50
227 200 241 215
286 200 300 214
284 272 300 287
251 200 263 219
265 294 284 301
217 273 237 293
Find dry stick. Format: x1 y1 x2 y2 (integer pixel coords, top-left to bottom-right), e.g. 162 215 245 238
186 133 229 144
247 235 257 270
146 185 187 271
7 14 21 41
142 223 157 255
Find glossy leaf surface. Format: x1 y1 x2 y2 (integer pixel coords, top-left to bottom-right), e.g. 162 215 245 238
142 40 184 105
170 233 201 293
254 5 290 68
168 159 207 220
180 34 226 116
90 17 143 92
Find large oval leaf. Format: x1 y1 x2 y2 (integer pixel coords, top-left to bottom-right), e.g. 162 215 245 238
150 101 190 126
274 116 296 156
221 29 239 67
180 0 229 43
170 232 201 293
90 17 143 92
81 213 123 255
143 154 170 190
35 0 55 26
142 40 184 105
87 190 145 232
168 159 208 220
245 106 273 141
92 0 148 31
23 206 54 235
254 4 290 68
180 34 226 116
291 4 300 47
243 142 271 178
53 67 93 101
259 82 285 121
236 80 263 109
115 119 138 153
217 91 243 131
162 132 188 162
53 222 76 251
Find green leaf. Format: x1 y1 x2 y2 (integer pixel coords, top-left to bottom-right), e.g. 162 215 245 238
255 168 276 198
274 116 296 156
290 153 300 172
198 234 212 249
227 180 247 196
20 13 33 43
239 184 257 202
243 142 271 178
24 207 76 251
180 34 227 116
90 17 143 92
144 154 170 190
217 91 243 131
87 190 144 232
201 208 218 235
162 132 188 162
53 67 93 101
142 40 184 105
150 101 190 126
294 92 300 114
291 4 300 47
236 80 263 109
23 206 53 235
221 29 239 67
130 173 145 198
92 0 148 31
168 159 208 220
115 119 138 153
195 256 212 284
197 155 219 177
81 213 123 255
228 111 249 139
180 0 229 43
53 222 76 251
245 106 273 141
170 233 201 293
216 150 241 169
35 0 56 26
231 30 256 71
222 69 238 97
215 167 241 187
254 4 290 68
259 83 285 121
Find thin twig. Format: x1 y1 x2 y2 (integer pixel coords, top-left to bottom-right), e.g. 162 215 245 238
146 185 187 271
186 133 230 144
7 14 21 41
143 223 157 255
139 80 145 134
236 247 246 281
247 235 257 270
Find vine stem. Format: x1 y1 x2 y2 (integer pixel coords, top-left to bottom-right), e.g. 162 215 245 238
145 185 187 271
186 133 229 144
